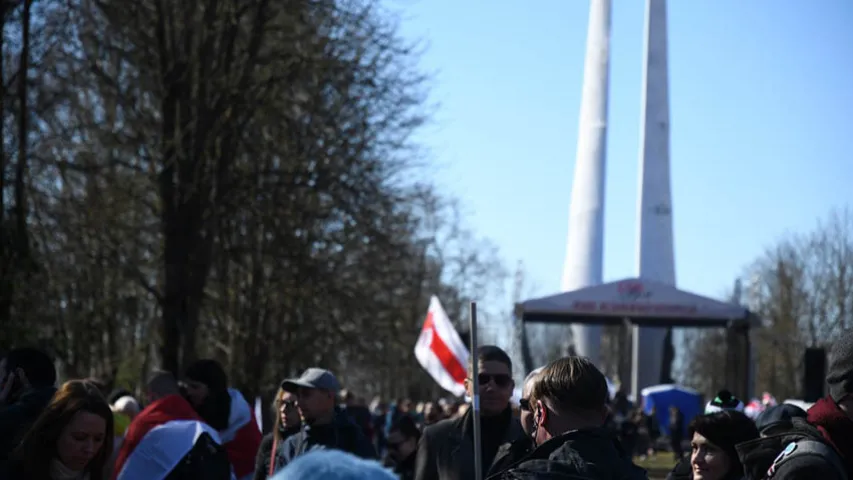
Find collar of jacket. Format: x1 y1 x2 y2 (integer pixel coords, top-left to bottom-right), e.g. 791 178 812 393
451 405 525 471
458 404 518 441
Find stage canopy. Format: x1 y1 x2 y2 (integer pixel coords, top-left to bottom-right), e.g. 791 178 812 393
518 278 758 328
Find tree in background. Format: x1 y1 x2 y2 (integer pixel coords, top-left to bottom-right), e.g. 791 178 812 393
680 207 853 400
0 0 507 402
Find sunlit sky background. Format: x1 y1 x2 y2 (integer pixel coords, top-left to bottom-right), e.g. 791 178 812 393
385 0 852 349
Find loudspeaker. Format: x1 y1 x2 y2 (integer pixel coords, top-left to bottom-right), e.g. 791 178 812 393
803 348 826 402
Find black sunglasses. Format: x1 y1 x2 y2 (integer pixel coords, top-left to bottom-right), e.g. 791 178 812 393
476 373 512 388
519 398 531 411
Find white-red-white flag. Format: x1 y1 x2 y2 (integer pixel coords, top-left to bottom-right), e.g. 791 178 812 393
414 296 470 397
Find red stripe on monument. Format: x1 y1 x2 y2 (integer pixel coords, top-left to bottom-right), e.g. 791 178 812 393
424 312 467 385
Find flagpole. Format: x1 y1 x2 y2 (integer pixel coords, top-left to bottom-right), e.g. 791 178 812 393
470 301 483 480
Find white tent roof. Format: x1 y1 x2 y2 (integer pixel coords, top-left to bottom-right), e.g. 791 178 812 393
520 278 753 327
641 383 700 397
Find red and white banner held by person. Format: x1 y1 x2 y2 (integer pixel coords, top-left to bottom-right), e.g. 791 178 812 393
414 295 470 397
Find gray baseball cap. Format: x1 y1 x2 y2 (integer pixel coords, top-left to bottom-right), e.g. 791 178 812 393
281 368 341 393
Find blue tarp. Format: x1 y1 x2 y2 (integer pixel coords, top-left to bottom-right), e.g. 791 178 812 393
642 384 702 436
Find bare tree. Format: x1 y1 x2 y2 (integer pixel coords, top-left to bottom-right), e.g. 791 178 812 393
681 207 853 400
2 0 511 403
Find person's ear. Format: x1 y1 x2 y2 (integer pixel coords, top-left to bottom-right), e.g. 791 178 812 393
536 400 548 425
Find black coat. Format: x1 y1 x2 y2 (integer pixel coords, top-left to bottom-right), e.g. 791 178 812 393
252 427 300 480
414 408 526 480
274 409 376 471
490 428 648 480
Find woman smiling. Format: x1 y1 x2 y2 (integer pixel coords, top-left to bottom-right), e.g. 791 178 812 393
689 411 758 480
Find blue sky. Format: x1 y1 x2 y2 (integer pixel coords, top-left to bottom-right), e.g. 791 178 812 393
387 1 852 309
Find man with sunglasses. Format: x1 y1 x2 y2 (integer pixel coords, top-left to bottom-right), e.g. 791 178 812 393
493 356 647 480
519 367 544 436
414 345 525 480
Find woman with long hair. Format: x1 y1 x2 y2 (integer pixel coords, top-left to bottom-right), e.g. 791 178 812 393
252 387 302 480
7 379 114 480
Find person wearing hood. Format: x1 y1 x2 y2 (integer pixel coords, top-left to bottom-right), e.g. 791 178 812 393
0 347 58 465
184 359 262 480
490 356 647 480
737 329 853 480
270 368 376 474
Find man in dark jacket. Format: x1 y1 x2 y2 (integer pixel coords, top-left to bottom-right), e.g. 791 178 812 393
274 368 376 471
341 389 374 442
415 346 526 480
0 347 57 464
737 329 853 480
493 356 647 480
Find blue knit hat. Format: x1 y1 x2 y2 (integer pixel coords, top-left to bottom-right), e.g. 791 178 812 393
272 450 396 480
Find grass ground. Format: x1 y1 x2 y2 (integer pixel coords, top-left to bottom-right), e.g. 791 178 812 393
634 452 678 479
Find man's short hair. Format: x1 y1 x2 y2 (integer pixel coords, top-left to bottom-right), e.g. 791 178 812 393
473 345 512 374
147 370 179 396
531 356 608 413
523 367 544 394
4 347 56 388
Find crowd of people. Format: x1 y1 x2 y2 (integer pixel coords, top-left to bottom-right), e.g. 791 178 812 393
1 329 853 479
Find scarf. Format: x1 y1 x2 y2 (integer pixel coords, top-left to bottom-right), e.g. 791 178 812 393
806 397 853 473
49 458 90 480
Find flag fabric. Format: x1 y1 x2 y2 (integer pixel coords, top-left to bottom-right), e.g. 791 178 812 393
220 388 264 480
113 394 223 480
414 296 470 397
254 396 263 433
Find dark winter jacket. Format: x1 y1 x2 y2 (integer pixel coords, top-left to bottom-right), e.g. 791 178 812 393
252 426 300 480
489 427 648 480
272 408 376 472
0 386 57 465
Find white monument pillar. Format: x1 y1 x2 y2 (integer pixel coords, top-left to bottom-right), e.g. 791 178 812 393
634 0 674 400
562 0 612 366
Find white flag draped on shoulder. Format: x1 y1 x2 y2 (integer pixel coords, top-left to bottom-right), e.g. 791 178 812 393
414 296 470 397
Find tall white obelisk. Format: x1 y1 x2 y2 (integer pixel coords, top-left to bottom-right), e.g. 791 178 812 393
633 0 674 400
562 0 611 367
